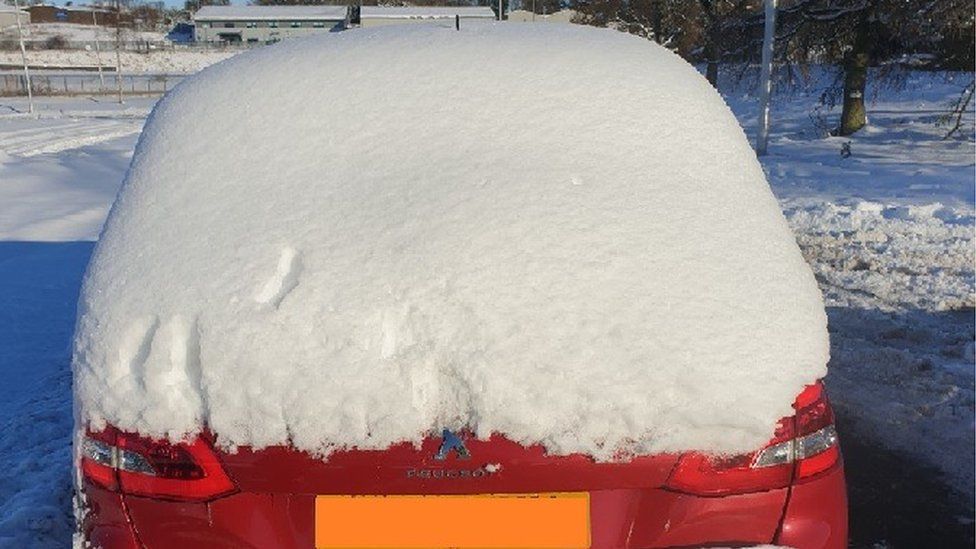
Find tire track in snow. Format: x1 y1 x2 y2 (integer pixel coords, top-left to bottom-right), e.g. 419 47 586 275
0 120 143 157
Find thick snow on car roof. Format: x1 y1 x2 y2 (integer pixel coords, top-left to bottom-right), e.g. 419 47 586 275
74 23 828 459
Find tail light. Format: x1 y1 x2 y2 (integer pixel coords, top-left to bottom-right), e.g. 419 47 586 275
665 381 840 496
80 427 236 502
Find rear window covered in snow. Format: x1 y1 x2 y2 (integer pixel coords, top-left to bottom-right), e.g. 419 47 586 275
74 23 828 459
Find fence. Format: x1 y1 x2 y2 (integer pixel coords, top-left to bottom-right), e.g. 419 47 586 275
0 40 169 53
0 38 263 53
0 72 186 97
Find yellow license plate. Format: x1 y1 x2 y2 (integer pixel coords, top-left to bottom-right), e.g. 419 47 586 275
315 493 591 548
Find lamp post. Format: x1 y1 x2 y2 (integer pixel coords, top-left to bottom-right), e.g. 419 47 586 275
756 0 776 156
93 10 105 90
12 0 33 114
114 0 124 104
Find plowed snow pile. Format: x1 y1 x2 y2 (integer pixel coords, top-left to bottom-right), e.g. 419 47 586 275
74 23 828 459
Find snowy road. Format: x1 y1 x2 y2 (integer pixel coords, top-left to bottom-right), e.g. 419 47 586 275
1 70 973 547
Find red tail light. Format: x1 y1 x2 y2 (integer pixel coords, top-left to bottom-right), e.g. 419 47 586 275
80 427 236 502
665 381 840 496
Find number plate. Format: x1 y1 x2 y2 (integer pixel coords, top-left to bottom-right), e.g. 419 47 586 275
315 492 590 548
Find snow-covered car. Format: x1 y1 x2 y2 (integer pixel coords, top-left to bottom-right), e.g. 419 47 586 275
73 23 847 549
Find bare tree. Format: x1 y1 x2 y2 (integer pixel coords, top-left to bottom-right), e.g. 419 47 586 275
185 0 229 13
939 79 975 140
574 0 764 86
699 1 756 88
772 0 973 135
519 0 562 15
572 0 973 135
574 0 696 49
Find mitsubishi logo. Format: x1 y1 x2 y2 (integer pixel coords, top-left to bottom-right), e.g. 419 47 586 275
434 429 470 460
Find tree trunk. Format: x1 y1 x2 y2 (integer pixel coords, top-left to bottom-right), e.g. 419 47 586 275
705 44 719 88
651 0 664 44
700 0 719 88
838 11 871 136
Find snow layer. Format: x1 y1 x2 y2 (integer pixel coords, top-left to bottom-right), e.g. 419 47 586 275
0 23 165 45
0 48 238 74
787 200 974 311
0 98 152 241
73 23 828 459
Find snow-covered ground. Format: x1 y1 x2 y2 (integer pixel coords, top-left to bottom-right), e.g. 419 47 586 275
0 98 152 547
0 68 973 547
0 98 152 240
0 47 238 73
722 69 974 496
0 23 166 44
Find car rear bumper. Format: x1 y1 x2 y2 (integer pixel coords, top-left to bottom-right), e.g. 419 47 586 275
775 463 848 549
80 466 846 549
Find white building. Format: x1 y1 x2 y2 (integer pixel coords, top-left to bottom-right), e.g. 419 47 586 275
507 9 578 24
0 4 30 29
357 6 496 28
193 5 348 44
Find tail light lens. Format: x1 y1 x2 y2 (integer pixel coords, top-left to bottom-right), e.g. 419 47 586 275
80 427 236 502
666 381 840 496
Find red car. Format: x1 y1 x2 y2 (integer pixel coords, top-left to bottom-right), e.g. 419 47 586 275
78 380 845 548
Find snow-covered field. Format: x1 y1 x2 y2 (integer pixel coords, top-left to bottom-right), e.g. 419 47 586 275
0 68 972 547
0 99 152 240
0 46 238 73
0 23 166 45
0 98 152 547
